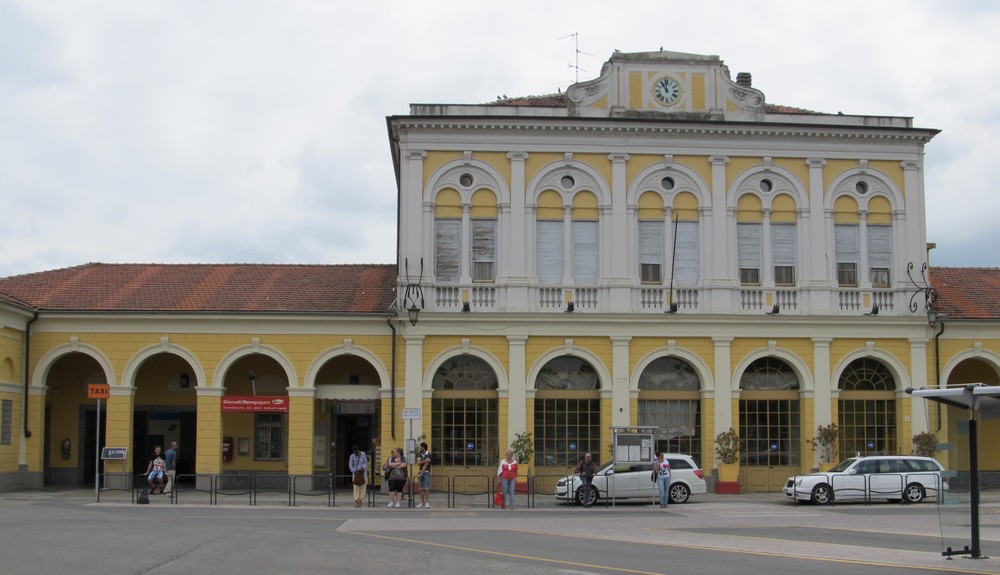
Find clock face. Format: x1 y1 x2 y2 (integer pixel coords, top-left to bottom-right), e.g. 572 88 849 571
653 77 681 104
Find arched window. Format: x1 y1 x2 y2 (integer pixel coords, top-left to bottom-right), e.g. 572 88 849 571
534 356 600 467
637 357 702 463
838 358 896 457
431 354 499 467
739 357 801 471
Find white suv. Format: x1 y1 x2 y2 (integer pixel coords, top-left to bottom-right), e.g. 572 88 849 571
784 455 948 505
555 454 706 505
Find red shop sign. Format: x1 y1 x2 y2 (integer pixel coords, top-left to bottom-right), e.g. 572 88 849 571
221 396 289 413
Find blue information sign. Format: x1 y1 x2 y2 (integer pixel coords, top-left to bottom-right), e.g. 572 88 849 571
101 447 128 460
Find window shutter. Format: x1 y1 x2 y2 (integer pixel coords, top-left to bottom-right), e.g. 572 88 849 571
471 219 496 281
536 220 563 285
867 225 892 268
771 223 796 266
639 221 664 265
435 219 460 282
835 224 859 264
572 220 599 284
738 223 762 269
673 221 699 286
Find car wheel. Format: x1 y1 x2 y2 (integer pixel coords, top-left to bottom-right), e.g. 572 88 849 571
810 484 834 505
669 483 690 504
903 483 925 504
576 485 598 506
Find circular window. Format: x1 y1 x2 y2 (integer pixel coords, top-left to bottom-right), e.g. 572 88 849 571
661 176 675 190
855 181 869 195
560 175 575 189
759 179 773 193
459 173 474 188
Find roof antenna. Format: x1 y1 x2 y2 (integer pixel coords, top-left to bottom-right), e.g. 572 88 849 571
557 32 592 85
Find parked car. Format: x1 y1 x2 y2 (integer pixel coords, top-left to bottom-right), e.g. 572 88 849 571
783 455 948 505
555 454 706 505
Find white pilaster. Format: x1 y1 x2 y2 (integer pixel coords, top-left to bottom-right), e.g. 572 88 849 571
506 335 528 442
611 336 632 425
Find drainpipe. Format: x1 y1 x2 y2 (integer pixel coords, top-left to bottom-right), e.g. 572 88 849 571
934 320 945 431
23 312 38 439
387 315 397 439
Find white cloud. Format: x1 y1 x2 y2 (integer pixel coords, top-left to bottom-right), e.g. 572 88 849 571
2 0 998 277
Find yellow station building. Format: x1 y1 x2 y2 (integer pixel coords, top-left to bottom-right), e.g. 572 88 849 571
1 50 998 494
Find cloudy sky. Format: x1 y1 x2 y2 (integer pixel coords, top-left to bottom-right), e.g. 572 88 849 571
2 0 997 278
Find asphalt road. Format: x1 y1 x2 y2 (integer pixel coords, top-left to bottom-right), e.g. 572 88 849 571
1 488 998 575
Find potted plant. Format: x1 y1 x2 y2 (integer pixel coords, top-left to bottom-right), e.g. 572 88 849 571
714 428 740 483
808 423 839 471
912 432 939 458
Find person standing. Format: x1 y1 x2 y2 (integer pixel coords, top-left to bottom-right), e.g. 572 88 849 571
384 447 407 508
416 442 432 508
349 445 368 508
497 449 518 510
163 441 178 495
653 451 672 508
575 453 597 507
144 445 166 494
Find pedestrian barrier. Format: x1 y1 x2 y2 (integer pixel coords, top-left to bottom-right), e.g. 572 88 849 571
169 473 214 505
215 473 254 505
291 474 334 507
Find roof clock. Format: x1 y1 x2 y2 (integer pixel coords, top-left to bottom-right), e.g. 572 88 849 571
652 76 681 105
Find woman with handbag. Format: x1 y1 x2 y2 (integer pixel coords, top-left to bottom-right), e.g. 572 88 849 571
384 447 408 508
349 445 368 508
653 451 672 508
496 449 518 510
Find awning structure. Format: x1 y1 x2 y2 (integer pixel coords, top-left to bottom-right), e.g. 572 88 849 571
910 384 1000 420
907 383 999 559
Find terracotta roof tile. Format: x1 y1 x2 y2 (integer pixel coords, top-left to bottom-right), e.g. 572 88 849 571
930 267 1000 320
490 93 568 107
0 263 397 314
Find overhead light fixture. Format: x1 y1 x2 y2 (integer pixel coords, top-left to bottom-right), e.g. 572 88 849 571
664 303 678 314
408 305 420 326
179 374 190 388
766 304 780 316
462 302 471 312
864 304 879 316
927 309 948 328
566 301 575 313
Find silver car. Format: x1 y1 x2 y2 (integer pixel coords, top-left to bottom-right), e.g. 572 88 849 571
555 454 707 505
783 455 948 505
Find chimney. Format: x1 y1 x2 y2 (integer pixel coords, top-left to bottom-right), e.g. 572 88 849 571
736 72 752 88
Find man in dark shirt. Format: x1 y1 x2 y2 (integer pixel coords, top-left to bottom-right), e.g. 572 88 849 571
575 453 597 507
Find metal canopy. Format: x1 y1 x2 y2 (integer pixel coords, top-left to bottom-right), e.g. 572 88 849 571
907 383 997 559
910 384 1000 420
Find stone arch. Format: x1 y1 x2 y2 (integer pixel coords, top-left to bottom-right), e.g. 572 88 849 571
941 347 1000 386
826 167 904 211
728 164 807 207
525 159 611 206
424 159 511 204
215 343 298 389
31 339 116 389
527 345 611 390
122 340 206 390
423 345 508 392
732 347 813 392
627 161 710 207
831 348 911 392
631 347 714 392
304 344 391 391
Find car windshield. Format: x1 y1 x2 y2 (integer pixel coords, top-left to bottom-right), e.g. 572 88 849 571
829 458 858 472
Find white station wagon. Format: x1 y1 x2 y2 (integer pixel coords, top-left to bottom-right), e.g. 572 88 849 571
784 455 948 505
555 454 707 505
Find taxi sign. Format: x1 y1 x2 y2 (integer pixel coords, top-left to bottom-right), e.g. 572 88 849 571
101 447 128 460
88 384 110 399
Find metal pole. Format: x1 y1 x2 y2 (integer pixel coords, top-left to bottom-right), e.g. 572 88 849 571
95 398 101 497
969 415 981 559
